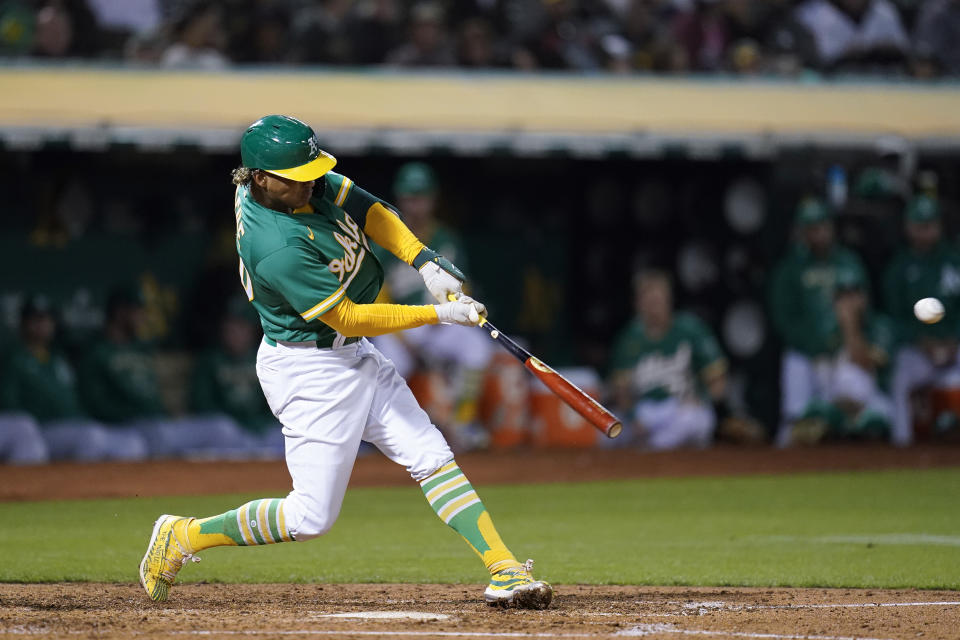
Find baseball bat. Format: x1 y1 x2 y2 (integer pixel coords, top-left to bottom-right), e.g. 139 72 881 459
450 295 622 438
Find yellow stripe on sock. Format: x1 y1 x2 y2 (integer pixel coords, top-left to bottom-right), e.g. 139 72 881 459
437 491 480 523
237 504 256 546
257 500 273 544
277 504 292 542
426 476 470 505
419 461 459 486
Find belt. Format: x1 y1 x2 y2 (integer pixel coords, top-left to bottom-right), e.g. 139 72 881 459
263 335 360 349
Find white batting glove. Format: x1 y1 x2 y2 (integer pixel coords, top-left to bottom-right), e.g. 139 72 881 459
435 295 487 326
419 260 464 304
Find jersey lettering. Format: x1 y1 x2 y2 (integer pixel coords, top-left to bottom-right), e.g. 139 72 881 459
632 343 695 399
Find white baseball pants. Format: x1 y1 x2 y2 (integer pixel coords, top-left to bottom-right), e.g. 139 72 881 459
634 397 715 450
777 350 892 446
256 337 453 541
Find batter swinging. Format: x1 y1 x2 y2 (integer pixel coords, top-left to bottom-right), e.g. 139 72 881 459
138 115 552 609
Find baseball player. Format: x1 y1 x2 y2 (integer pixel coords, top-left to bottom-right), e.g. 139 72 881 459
1 295 147 461
372 162 494 451
609 269 727 449
138 115 552 609
883 195 960 445
768 198 884 445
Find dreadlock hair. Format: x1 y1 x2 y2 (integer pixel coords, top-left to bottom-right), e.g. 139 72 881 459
231 167 254 186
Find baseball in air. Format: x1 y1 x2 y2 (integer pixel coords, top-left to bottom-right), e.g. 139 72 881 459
914 297 945 324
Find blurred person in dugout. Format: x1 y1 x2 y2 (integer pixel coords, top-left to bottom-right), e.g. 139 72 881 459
371 162 494 451
0 295 148 462
608 269 728 450
77 285 251 459
769 198 894 445
189 297 284 458
883 195 960 445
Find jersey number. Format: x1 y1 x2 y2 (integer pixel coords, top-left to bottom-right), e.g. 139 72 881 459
239 258 254 301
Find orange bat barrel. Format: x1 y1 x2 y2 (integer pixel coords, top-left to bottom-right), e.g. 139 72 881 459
478 319 622 439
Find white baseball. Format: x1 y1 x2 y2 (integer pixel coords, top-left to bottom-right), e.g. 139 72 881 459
914 297 945 324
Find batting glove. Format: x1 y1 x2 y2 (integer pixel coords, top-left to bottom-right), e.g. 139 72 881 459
435 295 487 326
414 248 465 304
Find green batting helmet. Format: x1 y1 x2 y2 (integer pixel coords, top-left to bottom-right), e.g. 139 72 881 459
240 115 336 182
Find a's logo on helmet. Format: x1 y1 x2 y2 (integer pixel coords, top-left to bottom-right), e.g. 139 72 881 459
307 136 321 157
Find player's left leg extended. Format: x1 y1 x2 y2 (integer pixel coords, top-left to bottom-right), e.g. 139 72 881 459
139 498 292 602
362 340 552 609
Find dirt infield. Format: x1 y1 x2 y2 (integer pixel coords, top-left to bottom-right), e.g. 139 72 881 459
3 444 960 502
2 583 959 640
2 446 959 639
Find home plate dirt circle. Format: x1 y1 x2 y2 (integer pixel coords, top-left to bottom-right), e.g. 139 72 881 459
321 611 451 620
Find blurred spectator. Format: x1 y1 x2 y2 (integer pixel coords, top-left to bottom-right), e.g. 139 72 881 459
912 0 960 77
769 198 887 445
32 0 102 58
190 299 283 457
385 2 456 67
793 0 910 71
288 0 355 65
229 5 293 64
86 0 161 36
78 286 251 458
609 269 728 450
884 195 960 445
372 162 494 451
0 295 148 461
672 0 731 71
457 17 512 68
0 1 36 55
513 0 612 70
615 0 686 72
160 2 229 70
349 0 403 64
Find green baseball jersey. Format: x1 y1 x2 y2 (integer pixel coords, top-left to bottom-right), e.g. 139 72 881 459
609 312 726 402
235 172 385 346
882 242 960 341
0 345 84 422
376 224 466 306
190 347 274 432
768 244 869 356
78 338 165 423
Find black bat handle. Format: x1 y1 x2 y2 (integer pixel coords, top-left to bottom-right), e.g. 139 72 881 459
478 319 533 362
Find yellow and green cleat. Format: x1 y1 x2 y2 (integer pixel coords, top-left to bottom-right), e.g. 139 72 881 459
484 559 553 609
138 514 200 602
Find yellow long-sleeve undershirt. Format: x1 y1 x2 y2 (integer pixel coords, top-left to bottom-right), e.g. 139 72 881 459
363 202 425 265
320 297 438 337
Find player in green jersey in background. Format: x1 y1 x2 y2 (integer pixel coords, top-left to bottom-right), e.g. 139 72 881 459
1 295 147 461
139 115 552 610
189 297 284 457
609 269 728 449
884 195 960 445
769 198 893 445
372 162 494 451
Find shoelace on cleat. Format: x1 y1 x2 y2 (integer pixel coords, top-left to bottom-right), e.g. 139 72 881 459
158 531 201 583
